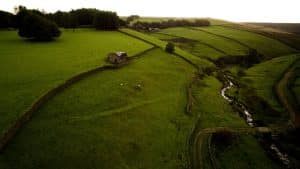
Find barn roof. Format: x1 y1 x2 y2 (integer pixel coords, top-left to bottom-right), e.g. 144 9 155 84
115 52 127 57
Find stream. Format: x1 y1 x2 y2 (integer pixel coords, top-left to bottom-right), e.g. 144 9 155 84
220 76 254 127
220 75 291 168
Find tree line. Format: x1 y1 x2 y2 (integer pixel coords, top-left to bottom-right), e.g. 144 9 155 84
0 6 211 40
0 6 122 29
131 19 210 31
0 6 122 41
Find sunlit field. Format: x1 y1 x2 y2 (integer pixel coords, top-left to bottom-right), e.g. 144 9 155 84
0 4 300 168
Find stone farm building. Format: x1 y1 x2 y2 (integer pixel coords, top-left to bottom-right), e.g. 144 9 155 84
107 52 128 64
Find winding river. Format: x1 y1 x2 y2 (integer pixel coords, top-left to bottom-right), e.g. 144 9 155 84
220 76 254 127
220 75 291 168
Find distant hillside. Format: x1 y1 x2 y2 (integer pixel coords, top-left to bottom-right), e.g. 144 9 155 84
247 23 300 35
127 16 231 25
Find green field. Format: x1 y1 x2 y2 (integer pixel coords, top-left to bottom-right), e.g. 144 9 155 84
195 26 297 58
0 48 198 169
242 54 299 112
213 133 281 169
150 32 226 60
120 28 215 68
191 76 246 129
0 29 152 135
0 17 298 168
156 27 248 60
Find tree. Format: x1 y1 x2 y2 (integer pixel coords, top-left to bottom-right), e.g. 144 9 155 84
126 15 139 23
71 8 97 25
130 19 210 31
18 12 61 41
63 13 78 30
212 129 234 148
247 48 262 64
93 11 119 30
0 10 13 28
118 18 127 27
14 6 46 28
14 6 28 28
165 42 175 53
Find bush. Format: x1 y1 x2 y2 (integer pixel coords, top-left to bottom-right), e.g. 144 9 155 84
165 42 175 53
18 12 61 41
212 129 234 148
215 49 263 68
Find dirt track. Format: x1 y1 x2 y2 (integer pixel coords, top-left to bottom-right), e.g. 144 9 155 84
276 58 300 127
190 127 256 169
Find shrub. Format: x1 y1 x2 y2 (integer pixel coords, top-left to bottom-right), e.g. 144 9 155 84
18 12 61 41
212 129 234 148
165 42 175 53
215 49 263 68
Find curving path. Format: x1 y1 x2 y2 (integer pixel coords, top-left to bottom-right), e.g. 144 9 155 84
191 126 257 169
276 58 300 127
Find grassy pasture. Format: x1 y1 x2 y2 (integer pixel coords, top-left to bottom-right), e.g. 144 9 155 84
191 76 247 129
248 23 300 34
159 27 248 58
120 28 214 68
150 32 225 60
214 133 281 169
0 29 152 135
242 54 299 112
222 23 300 51
0 49 197 169
195 26 297 58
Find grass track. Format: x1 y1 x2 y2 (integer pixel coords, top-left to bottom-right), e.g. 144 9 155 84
276 58 300 126
291 62 300 106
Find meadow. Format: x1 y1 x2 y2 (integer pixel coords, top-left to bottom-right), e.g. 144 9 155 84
150 32 226 60
195 26 297 58
0 16 299 168
0 29 152 135
159 27 248 58
120 28 214 68
0 48 198 169
190 76 246 129
213 133 281 169
242 54 299 112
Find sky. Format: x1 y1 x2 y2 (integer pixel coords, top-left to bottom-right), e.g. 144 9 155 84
1 0 300 23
